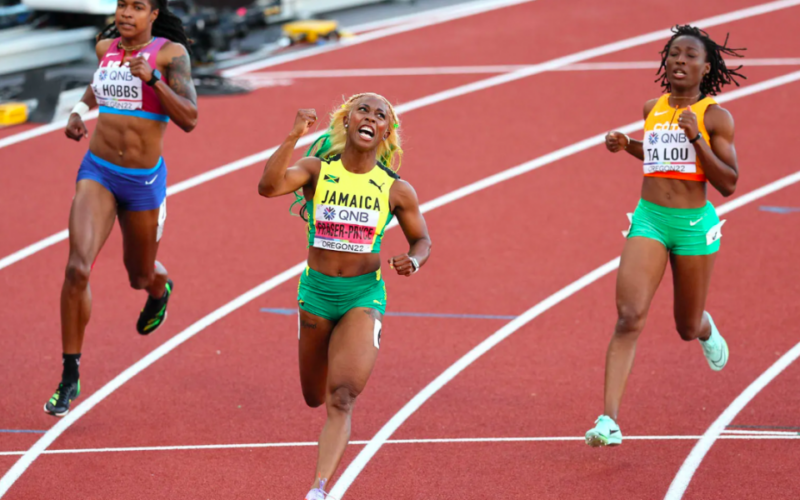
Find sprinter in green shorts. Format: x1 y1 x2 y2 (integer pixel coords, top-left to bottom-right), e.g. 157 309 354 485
585 25 745 448
258 93 432 500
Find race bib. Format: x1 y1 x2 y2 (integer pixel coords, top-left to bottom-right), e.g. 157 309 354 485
312 204 379 253
643 127 697 175
92 62 143 111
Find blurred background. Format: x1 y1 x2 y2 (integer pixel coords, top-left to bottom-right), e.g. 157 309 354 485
0 0 466 125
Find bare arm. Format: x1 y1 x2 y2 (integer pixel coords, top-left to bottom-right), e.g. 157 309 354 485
258 109 320 197
605 98 659 161
152 43 198 132
65 40 109 141
388 180 432 277
685 105 738 196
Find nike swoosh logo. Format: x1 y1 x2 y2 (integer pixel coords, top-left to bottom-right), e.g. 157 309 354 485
690 218 703 226
655 110 669 116
145 175 158 185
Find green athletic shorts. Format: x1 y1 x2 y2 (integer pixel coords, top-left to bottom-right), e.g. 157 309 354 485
627 199 725 256
297 266 387 322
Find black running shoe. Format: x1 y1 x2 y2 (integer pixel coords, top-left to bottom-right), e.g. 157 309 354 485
43 380 80 417
136 279 173 335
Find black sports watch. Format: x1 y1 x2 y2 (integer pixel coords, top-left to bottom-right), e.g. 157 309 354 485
146 69 162 87
689 132 703 144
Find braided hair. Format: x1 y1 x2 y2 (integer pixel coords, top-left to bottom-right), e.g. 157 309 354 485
97 0 191 51
291 93 403 221
656 25 746 96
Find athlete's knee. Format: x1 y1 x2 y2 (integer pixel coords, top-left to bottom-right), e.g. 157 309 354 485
127 271 154 290
64 258 92 291
675 319 704 341
615 303 647 336
327 384 359 414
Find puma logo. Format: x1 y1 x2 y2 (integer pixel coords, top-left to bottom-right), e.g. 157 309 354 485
369 179 385 192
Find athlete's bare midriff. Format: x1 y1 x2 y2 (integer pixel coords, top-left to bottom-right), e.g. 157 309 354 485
641 176 708 209
90 113 167 169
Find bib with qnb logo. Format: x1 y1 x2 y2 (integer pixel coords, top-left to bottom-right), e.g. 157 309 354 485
91 37 169 122
642 94 716 182
306 155 398 254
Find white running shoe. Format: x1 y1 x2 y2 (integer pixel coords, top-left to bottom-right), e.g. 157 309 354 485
700 312 729 371
585 415 622 447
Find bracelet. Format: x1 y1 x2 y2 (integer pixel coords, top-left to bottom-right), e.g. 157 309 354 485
70 102 90 118
622 133 631 150
689 132 703 144
409 256 420 274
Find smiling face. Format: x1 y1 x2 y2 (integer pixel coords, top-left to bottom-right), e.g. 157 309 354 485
115 0 158 39
665 35 711 93
343 95 392 152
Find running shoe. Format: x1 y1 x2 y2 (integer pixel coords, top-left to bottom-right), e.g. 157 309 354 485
585 415 622 447
43 380 80 417
304 488 327 500
136 279 173 335
700 312 728 371
305 478 328 500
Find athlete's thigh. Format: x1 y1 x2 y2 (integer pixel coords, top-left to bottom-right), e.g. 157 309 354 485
327 307 382 395
68 179 118 265
298 308 336 404
670 252 716 329
616 237 670 314
117 206 162 277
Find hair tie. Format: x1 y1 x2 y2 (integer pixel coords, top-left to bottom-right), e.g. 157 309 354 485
393 122 399 129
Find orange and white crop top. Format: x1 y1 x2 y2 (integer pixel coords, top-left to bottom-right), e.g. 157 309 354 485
642 94 716 182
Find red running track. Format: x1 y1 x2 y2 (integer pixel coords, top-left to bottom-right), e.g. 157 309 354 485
1 1 799 498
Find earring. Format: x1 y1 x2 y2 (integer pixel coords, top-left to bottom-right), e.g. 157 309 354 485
345 124 348 129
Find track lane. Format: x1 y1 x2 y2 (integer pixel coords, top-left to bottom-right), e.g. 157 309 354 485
3 71 796 500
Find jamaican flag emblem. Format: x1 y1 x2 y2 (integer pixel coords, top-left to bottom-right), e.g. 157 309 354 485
324 174 340 184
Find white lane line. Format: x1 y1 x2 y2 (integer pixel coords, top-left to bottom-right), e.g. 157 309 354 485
221 0 535 77
0 0 535 152
236 58 800 80
1 432 796 457
2 64 799 500
664 341 800 499
3 0 799 273
326 75 800 499
722 429 800 436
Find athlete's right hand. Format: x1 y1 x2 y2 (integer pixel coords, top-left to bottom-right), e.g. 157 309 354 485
290 109 317 139
65 114 88 141
605 131 629 153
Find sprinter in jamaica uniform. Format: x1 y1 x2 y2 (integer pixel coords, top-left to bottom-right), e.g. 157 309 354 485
585 25 746 447
258 93 432 499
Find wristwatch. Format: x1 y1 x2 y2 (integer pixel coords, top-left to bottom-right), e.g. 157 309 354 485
146 69 162 87
409 256 420 273
689 132 703 143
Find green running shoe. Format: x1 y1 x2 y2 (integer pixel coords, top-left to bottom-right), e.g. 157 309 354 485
136 279 173 335
585 415 622 447
43 380 80 417
700 312 728 371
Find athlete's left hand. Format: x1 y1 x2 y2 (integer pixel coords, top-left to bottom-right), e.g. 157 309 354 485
129 54 154 83
389 254 416 277
678 105 699 139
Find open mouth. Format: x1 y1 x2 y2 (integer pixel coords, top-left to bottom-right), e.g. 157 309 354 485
358 125 375 140
672 68 687 79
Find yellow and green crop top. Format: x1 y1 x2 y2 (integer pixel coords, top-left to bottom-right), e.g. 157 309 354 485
643 93 716 182
307 155 399 254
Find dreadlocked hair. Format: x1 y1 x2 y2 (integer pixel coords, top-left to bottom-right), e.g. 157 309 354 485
97 0 192 51
656 24 745 96
290 93 403 221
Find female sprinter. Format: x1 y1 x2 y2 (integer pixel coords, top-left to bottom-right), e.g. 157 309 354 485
585 25 745 446
258 93 432 499
44 0 197 417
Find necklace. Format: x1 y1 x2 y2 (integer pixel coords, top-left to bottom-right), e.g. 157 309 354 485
118 37 154 52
